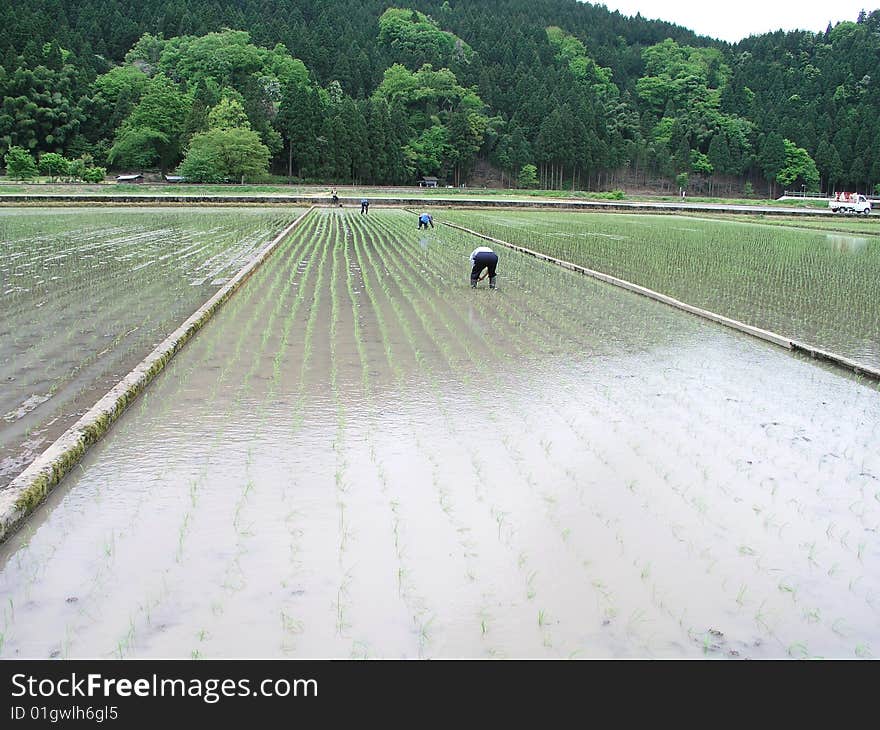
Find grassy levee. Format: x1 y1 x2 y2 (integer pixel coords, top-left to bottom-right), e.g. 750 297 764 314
0 192 840 217
0 208 315 544
0 181 846 209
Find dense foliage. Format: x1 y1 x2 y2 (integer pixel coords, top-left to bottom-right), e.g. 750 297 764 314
1 0 878 192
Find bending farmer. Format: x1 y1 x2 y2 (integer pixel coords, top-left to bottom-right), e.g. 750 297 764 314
470 245 498 289
418 213 434 229
360 198 369 215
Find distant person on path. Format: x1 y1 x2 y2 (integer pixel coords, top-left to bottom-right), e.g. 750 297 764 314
330 187 339 206
360 198 369 214
418 212 434 229
470 245 498 290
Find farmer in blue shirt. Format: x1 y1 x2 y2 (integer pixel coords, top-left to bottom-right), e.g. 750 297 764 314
360 198 369 215
418 212 434 229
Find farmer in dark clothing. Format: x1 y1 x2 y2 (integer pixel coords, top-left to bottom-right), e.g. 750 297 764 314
360 198 369 215
418 212 434 229
470 245 498 289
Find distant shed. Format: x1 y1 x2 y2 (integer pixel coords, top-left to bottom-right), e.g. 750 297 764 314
115 173 144 183
419 176 439 188
164 175 185 183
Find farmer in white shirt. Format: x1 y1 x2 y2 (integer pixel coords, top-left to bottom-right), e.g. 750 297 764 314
470 245 498 289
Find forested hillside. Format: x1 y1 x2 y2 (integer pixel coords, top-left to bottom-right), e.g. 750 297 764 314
1 0 878 194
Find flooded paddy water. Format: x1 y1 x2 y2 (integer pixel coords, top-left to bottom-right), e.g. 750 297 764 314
0 207 302 488
0 209 878 659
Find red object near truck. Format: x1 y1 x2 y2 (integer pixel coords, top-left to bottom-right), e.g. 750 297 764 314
830 192 872 214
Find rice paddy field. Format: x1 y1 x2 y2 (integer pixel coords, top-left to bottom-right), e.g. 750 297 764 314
443 210 880 370
0 208 878 660
0 207 303 489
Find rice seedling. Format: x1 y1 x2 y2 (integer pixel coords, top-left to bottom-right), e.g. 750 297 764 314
416 615 434 657
357 214 555 651
831 618 850 637
626 609 649 638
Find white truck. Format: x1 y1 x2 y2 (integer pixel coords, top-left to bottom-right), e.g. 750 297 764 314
829 192 872 214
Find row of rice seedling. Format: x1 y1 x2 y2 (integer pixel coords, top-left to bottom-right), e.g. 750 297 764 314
368 221 595 654
348 214 454 655
184 216 334 658
0 207 304 490
361 213 690 655
442 210 880 371
136 215 331 657
360 212 604 655
362 215 543 655
161 221 325 655
700 214 879 236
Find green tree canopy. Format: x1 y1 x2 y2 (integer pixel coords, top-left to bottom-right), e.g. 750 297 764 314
758 131 787 192
4 4 878 190
4 146 38 179
108 73 190 171
207 96 251 130
178 127 270 183
405 125 450 177
378 8 474 70
0 61 84 154
777 139 820 191
93 66 149 106
517 163 539 188
374 63 488 183
38 151 68 179
545 27 617 102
